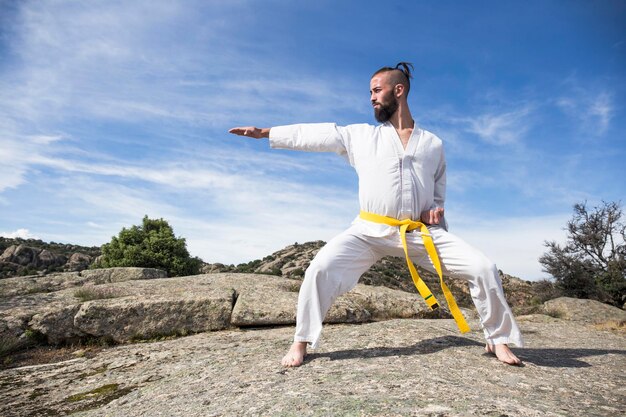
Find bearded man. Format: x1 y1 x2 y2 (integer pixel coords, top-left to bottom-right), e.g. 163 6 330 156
229 63 523 366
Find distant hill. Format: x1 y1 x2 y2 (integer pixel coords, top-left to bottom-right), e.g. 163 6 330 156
0 237 101 258
0 237 101 278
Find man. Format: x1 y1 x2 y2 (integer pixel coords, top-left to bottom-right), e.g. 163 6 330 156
229 63 523 367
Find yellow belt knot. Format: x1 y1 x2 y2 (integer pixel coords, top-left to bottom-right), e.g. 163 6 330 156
359 210 470 333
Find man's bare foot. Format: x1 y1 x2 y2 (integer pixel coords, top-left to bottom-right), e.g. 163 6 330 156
281 342 308 367
485 343 522 366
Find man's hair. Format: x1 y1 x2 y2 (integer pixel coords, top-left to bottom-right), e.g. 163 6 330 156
372 62 414 95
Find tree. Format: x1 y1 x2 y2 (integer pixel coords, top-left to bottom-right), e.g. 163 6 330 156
539 201 626 307
94 216 201 277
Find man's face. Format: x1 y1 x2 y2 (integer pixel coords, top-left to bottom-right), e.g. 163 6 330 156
370 74 398 123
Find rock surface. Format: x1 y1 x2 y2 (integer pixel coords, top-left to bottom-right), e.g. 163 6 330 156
544 296 626 323
0 317 624 417
0 267 167 298
0 271 441 347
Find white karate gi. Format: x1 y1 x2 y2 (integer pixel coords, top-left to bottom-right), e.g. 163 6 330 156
269 122 524 349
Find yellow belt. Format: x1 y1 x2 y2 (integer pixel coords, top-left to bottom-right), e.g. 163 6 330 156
359 210 470 333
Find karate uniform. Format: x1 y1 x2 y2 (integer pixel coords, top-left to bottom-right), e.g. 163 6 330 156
269 122 524 349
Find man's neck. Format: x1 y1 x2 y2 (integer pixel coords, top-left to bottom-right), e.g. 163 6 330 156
388 105 414 131
388 105 415 150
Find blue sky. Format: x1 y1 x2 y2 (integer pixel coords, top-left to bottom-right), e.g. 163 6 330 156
0 0 624 280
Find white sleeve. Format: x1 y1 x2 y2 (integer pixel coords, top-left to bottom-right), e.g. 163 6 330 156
269 123 352 162
431 145 448 230
432 146 446 210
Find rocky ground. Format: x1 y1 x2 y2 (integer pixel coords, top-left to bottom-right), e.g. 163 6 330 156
0 317 624 417
1 268 624 416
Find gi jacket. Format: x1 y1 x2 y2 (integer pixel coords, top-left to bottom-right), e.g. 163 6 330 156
269 122 447 237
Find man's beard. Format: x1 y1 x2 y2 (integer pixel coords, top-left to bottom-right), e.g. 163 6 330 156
373 93 398 123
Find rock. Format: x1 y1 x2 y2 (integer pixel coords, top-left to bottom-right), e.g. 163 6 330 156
325 296 373 323
66 253 92 272
37 249 66 268
0 245 36 265
345 285 450 320
0 244 67 276
30 305 86 345
230 279 299 326
1 318 624 417
21 277 234 344
0 267 166 299
543 297 626 324
73 290 235 343
0 244 66 268
0 273 78 298
0 269 171 347
79 267 167 283
200 263 234 274
227 274 442 327
253 241 324 277
0 312 31 340
516 313 562 323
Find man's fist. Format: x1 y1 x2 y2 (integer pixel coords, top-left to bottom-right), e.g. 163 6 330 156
420 207 444 225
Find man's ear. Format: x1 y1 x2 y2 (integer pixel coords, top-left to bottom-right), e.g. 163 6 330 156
394 84 405 98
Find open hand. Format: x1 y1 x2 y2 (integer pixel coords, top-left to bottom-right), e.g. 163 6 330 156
228 126 268 139
420 207 444 225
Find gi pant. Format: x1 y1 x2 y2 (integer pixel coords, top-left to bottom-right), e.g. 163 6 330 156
294 224 524 348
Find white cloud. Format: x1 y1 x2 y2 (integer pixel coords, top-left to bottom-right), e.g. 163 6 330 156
86 222 105 229
448 212 570 281
0 0 364 198
588 93 613 134
29 134 65 145
0 0 363 132
462 106 532 146
556 79 614 136
0 118 66 192
0 229 39 239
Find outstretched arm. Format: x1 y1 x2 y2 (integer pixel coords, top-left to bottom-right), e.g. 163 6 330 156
230 123 353 164
228 126 270 139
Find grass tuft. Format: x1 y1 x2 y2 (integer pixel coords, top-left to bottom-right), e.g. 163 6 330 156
66 384 120 402
593 320 626 333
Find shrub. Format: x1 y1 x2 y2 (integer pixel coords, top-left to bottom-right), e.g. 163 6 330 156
93 216 201 277
540 201 625 307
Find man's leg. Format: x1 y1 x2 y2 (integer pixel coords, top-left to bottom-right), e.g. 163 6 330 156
406 226 523 365
282 227 381 367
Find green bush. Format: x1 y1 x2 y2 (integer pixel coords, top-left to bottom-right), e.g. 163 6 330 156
93 216 201 277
